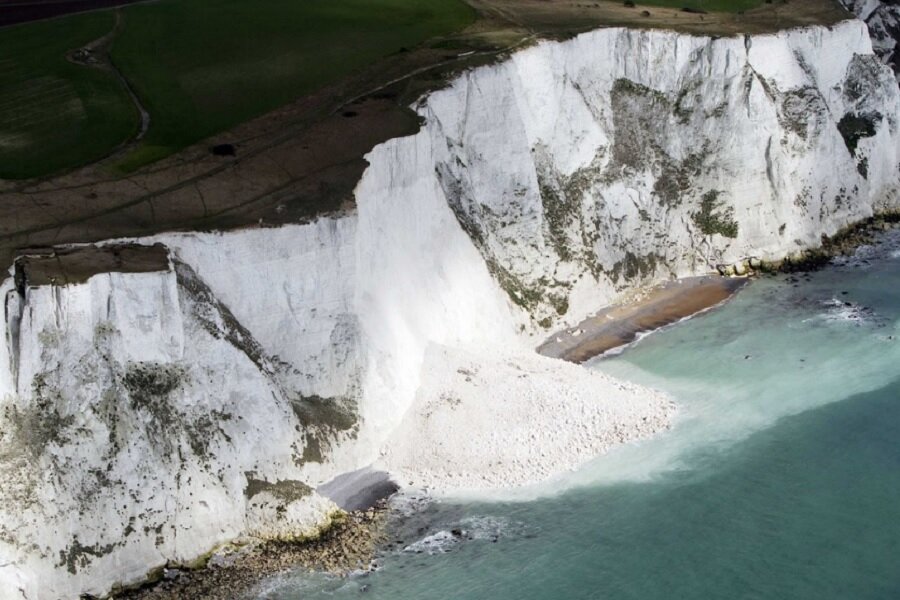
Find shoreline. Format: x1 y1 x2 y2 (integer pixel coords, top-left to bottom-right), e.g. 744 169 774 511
374 343 675 493
112 469 399 600
539 276 749 364
112 217 900 598
540 212 900 365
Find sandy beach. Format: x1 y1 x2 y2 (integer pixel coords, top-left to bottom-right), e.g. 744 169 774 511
539 276 749 364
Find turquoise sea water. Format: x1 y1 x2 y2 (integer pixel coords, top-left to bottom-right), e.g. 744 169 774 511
256 232 900 600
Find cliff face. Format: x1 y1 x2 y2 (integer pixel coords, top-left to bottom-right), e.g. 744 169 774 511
841 0 900 79
1 19 899 600
0 253 342 598
429 19 899 324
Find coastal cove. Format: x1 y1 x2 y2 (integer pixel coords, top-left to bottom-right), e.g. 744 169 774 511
247 230 900 600
108 223 900 599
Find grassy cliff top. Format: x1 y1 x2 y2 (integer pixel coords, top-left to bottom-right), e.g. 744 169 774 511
0 0 476 180
0 0 851 270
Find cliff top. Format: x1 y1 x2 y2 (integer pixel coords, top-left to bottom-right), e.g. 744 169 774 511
0 0 852 271
476 0 848 37
14 243 169 287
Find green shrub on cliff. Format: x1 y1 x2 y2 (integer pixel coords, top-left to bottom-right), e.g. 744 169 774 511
693 191 738 238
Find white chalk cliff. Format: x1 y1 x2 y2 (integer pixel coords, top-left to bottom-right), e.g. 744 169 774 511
1 18 899 599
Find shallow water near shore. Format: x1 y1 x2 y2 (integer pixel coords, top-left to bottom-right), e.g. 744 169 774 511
254 231 900 599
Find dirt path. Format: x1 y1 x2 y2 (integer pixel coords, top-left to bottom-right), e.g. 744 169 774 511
66 9 150 150
107 11 150 144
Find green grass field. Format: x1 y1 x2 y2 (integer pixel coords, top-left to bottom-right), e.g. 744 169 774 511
0 12 138 179
109 0 476 173
0 0 475 180
631 0 766 12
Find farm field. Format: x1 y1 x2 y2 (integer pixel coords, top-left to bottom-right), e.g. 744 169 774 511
0 11 138 179
0 0 477 179
109 0 477 172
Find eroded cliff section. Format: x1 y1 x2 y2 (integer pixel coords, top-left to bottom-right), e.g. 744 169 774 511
841 0 900 80
1 19 899 600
